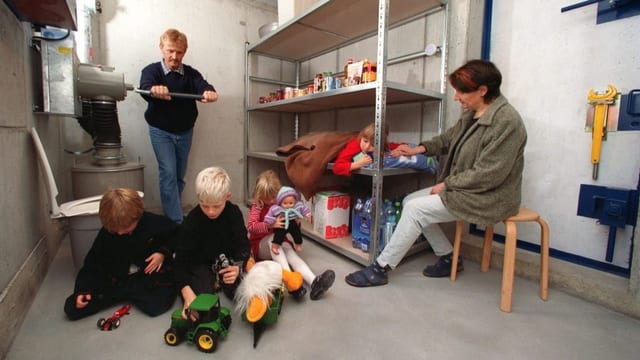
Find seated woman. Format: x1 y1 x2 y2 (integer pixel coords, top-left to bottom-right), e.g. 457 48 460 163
345 59 528 286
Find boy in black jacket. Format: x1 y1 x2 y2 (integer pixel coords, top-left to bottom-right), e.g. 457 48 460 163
64 188 178 320
174 166 251 317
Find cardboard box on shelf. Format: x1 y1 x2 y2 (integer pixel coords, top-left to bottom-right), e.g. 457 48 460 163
313 191 350 239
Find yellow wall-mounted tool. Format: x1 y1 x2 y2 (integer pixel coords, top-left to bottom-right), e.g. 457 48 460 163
587 84 618 180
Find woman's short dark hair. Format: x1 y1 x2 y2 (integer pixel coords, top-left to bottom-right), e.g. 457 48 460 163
448 60 502 103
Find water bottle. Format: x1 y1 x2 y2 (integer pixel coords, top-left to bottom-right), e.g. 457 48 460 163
378 200 388 253
360 198 372 253
394 198 402 222
384 201 397 253
351 198 364 249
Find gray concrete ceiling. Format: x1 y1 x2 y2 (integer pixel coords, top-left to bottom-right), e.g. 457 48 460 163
245 0 278 10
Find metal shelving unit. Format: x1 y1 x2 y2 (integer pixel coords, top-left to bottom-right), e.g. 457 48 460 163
244 0 448 265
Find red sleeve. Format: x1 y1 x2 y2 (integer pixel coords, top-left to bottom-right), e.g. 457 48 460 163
247 203 270 236
332 138 361 176
388 142 406 151
247 203 272 259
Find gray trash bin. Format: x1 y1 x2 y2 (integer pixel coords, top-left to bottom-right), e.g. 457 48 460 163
69 214 102 271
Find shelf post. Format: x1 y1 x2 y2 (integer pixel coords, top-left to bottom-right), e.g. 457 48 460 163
369 0 390 262
244 41 251 205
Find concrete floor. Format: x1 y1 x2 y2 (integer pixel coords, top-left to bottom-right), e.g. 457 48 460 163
7 237 640 360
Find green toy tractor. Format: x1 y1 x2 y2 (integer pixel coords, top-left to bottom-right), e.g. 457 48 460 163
163 293 232 353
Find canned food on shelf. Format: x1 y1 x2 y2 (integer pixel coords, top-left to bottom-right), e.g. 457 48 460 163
284 87 294 99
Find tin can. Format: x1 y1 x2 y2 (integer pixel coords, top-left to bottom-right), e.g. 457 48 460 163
314 74 323 93
276 88 284 100
284 87 294 99
307 84 314 94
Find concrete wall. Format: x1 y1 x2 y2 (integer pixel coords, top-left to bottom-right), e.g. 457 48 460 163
490 0 640 272
0 3 69 357
483 0 640 313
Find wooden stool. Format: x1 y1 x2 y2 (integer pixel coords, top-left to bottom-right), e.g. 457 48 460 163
450 208 549 312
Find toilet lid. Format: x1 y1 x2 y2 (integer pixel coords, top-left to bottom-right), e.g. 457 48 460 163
57 195 101 218
54 191 144 219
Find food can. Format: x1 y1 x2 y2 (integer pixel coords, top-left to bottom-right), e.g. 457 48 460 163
284 87 294 99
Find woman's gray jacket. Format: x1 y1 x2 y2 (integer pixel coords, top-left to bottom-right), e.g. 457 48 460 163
421 95 527 226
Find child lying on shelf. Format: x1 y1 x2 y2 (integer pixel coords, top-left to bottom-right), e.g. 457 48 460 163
362 144 438 173
332 122 438 176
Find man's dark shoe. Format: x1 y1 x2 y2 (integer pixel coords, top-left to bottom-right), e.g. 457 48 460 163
422 253 464 278
289 286 307 300
310 269 335 300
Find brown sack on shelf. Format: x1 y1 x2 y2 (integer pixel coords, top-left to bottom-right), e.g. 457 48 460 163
276 131 357 199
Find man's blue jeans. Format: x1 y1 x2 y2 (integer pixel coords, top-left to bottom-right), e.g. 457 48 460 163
149 126 193 223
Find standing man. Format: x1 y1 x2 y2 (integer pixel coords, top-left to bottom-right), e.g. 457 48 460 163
140 28 218 223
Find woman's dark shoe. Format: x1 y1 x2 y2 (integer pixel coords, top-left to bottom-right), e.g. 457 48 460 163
310 270 335 300
345 262 388 287
422 253 464 278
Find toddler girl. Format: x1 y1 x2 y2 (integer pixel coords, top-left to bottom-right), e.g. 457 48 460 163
247 170 335 300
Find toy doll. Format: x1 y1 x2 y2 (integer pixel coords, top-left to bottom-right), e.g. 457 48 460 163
263 186 312 253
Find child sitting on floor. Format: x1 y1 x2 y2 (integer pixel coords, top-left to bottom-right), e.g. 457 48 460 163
247 170 335 300
173 166 252 316
63 188 178 320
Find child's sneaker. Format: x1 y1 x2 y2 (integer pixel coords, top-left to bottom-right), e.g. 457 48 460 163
289 286 307 300
310 270 335 300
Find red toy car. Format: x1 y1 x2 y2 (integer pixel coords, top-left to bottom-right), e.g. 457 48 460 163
97 304 131 331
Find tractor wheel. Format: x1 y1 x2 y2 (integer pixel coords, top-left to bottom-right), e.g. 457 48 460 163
164 328 183 346
97 318 106 328
222 314 232 330
195 329 218 353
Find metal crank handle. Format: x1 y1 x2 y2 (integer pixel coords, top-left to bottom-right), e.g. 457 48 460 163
133 88 204 100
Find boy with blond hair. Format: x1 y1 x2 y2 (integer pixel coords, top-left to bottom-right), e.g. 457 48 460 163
173 167 251 313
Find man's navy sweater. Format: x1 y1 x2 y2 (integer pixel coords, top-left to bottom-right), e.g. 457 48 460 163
139 62 215 133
